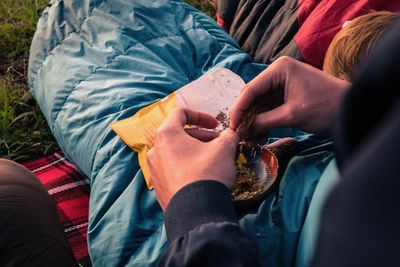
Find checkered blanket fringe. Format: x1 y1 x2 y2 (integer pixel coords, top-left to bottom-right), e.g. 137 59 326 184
23 152 92 267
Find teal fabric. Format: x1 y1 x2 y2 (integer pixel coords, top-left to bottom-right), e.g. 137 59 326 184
295 160 340 267
29 0 336 266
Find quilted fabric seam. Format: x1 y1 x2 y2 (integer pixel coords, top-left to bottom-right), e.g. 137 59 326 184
32 0 208 78
40 0 232 131
50 0 241 179
86 33 186 177
52 50 125 126
89 139 127 182
53 30 195 177
53 30 194 127
30 0 99 78
87 4 238 177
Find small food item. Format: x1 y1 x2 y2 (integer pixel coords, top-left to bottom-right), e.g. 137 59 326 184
232 108 267 202
231 145 272 201
239 106 259 137
215 106 262 134
216 111 229 129
216 107 230 129
215 107 277 202
231 163 270 201
236 144 247 166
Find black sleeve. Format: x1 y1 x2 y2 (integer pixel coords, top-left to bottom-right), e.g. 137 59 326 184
157 180 260 267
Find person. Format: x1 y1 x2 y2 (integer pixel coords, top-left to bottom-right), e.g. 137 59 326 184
214 0 400 69
27 0 400 265
323 11 400 81
148 16 400 266
0 159 77 266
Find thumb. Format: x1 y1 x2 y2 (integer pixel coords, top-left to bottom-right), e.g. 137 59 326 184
214 129 239 151
252 104 293 135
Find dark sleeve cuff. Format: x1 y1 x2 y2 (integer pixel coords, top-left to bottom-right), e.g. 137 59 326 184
164 180 238 242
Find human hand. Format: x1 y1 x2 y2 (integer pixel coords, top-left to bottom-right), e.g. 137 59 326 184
147 108 239 210
230 57 351 138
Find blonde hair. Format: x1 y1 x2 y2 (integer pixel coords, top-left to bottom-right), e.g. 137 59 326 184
323 11 400 81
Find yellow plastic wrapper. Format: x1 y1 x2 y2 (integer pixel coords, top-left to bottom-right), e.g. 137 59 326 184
110 68 245 188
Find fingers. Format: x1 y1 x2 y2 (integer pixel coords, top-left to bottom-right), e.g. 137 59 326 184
230 67 280 130
213 129 239 151
230 86 259 130
230 56 301 132
185 128 219 142
165 107 218 129
155 108 219 147
240 131 269 147
233 103 290 138
251 104 292 135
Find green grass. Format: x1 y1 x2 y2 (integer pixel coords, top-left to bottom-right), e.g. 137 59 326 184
0 0 214 162
0 77 58 162
0 0 56 162
0 0 48 60
186 0 215 18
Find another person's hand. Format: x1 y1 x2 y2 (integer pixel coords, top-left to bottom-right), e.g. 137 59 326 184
147 108 239 210
230 56 351 138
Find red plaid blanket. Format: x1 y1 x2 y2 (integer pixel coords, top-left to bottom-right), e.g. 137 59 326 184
23 152 92 267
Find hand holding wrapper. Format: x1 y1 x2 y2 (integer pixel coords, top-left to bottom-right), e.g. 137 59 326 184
110 68 245 188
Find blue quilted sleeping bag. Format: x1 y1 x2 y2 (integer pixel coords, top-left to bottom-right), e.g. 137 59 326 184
29 0 337 266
